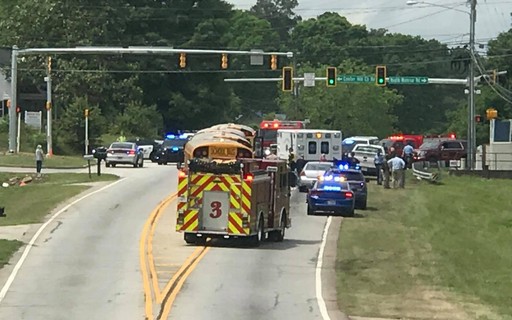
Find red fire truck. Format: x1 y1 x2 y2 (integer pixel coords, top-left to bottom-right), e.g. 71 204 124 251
380 133 456 155
176 158 292 246
259 119 305 150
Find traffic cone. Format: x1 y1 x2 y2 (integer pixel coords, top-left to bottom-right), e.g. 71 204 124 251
19 181 26 187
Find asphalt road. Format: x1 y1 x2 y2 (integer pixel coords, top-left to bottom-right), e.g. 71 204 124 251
0 162 178 320
169 190 330 320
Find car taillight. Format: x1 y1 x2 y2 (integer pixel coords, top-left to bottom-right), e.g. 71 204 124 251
129 150 135 155
344 192 353 198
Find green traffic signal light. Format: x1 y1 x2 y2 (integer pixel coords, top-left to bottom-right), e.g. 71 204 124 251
376 66 387 86
326 67 337 87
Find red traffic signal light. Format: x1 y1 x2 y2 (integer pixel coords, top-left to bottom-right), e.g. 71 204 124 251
16 106 21 113
475 115 482 123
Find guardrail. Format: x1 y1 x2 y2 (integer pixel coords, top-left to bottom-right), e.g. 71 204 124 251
412 161 441 183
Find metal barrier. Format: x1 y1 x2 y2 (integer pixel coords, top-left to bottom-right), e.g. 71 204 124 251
412 161 441 183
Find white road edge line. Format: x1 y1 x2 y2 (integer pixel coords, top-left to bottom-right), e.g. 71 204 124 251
0 178 126 303
316 216 332 320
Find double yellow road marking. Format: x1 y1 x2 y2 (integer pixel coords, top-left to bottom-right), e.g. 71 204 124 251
139 192 209 320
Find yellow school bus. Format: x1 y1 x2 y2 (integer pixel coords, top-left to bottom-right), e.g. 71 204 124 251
183 136 254 168
192 131 253 150
209 123 256 146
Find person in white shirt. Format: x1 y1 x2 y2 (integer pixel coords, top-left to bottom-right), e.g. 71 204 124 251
387 155 406 188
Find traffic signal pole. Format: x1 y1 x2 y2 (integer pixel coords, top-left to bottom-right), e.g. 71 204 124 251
8 46 293 153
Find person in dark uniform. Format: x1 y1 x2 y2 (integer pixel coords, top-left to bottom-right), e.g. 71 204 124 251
295 155 306 174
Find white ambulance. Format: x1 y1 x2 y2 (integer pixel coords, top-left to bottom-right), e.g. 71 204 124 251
276 129 342 161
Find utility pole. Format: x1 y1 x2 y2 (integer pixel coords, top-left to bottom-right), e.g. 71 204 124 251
84 109 89 155
45 56 53 157
467 0 477 170
8 46 18 153
16 107 20 153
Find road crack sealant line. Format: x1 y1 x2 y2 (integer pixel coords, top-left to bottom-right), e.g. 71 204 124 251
0 178 127 303
316 216 333 320
140 192 177 320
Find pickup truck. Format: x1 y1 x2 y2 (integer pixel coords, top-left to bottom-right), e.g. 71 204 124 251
351 144 385 176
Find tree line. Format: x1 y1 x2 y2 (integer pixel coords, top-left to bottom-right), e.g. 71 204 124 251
0 0 510 153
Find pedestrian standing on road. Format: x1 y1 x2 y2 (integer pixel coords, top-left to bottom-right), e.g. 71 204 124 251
374 149 385 185
296 155 306 174
387 154 406 189
35 144 45 178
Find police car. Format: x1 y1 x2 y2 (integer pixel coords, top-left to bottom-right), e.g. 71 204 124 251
323 162 368 210
307 178 355 217
153 133 188 165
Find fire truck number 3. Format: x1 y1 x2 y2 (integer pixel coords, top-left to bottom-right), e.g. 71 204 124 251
210 201 222 218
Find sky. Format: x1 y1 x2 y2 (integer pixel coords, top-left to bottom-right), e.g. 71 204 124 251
228 0 512 47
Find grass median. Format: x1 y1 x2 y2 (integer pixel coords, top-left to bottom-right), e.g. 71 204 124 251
337 174 511 320
0 172 119 268
0 153 87 168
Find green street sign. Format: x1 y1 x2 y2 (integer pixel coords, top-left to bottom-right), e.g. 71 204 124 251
388 76 428 85
337 74 375 83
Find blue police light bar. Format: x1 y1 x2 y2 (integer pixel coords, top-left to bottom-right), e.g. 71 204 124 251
166 133 187 140
333 161 361 171
172 147 179 151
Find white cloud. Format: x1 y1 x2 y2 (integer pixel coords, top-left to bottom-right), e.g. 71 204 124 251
227 0 512 44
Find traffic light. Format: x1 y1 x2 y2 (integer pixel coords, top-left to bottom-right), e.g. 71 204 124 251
270 55 277 70
326 67 337 87
179 53 186 68
376 65 387 86
16 106 20 113
282 67 293 92
486 108 498 120
221 53 228 69
46 101 52 110
475 115 482 123
84 109 89 117
47 56 52 73
491 69 497 84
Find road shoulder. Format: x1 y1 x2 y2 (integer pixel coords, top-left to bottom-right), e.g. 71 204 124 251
323 216 352 320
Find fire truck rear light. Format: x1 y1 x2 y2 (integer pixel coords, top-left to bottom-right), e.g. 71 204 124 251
244 173 254 181
273 123 279 128
178 171 186 178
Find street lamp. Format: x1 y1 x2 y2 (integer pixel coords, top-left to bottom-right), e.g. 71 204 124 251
407 0 477 170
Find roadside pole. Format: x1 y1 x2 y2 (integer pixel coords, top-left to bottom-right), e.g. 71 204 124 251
16 107 20 153
45 56 53 157
84 109 89 155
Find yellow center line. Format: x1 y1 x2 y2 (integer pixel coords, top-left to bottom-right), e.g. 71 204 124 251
159 246 210 319
159 247 203 300
139 192 177 320
148 195 177 303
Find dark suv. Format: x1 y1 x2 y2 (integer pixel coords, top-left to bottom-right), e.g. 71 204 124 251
154 139 187 165
414 139 467 164
322 168 367 210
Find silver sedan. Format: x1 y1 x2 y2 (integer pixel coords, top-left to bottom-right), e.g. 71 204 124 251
106 142 144 168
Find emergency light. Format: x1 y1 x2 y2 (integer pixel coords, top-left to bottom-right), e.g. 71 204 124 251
166 133 187 140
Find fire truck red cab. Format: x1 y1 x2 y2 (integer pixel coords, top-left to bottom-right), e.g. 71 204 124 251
259 119 305 150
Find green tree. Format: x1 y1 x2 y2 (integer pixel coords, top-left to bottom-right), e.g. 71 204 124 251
53 97 106 154
114 102 163 138
250 0 301 43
